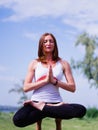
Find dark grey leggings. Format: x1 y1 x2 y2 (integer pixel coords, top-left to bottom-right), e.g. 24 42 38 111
13 103 86 127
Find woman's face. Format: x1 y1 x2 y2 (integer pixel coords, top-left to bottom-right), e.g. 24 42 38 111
42 35 55 53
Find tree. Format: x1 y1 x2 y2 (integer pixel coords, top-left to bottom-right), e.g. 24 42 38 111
71 32 98 88
9 80 28 105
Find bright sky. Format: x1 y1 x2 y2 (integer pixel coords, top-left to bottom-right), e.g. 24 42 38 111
0 0 98 108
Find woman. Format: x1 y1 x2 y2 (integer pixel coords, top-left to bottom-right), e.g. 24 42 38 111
13 33 86 130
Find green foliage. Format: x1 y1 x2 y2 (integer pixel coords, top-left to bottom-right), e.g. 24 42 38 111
86 107 98 118
71 32 98 88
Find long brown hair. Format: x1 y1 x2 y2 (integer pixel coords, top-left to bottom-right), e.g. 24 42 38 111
37 33 60 63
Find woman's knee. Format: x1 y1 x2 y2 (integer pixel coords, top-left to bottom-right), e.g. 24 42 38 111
79 105 87 117
74 104 87 118
13 113 26 127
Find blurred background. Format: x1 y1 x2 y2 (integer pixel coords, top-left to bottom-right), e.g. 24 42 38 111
0 0 98 110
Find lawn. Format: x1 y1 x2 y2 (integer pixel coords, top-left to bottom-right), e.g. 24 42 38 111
0 112 98 130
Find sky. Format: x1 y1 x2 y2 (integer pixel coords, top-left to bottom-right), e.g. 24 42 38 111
0 0 98 108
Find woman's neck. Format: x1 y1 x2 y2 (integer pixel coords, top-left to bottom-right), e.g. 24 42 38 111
45 54 52 61
45 55 55 64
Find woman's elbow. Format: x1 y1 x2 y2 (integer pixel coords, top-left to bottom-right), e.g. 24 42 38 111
72 88 76 92
23 85 28 92
71 85 76 93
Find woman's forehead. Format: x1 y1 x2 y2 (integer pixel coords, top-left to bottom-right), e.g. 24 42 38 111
44 35 53 40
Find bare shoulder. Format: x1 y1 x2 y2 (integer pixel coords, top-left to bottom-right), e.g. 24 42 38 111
28 59 38 71
59 59 71 71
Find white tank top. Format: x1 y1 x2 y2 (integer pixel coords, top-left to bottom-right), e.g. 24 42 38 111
31 61 64 103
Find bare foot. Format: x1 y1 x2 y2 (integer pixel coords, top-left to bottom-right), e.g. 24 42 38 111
24 100 45 111
47 102 65 106
32 102 45 110
24 100 32 105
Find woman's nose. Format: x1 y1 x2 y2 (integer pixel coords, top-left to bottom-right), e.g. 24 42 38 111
47 40 51 44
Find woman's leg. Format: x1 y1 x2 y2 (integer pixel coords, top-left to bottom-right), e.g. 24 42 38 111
36 119 62 130
24 101 86 119
42 103 86 119
36 120 42 130
23 101 63 130
55 118 62 130
13 104 46 127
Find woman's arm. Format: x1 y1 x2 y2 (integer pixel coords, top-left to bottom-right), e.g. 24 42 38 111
57 60 76 92
23 60 48 92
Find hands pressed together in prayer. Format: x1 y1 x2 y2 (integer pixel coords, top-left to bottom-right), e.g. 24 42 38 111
37 65 58 85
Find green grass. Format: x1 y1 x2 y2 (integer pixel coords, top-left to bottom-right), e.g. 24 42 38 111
0 112 98 130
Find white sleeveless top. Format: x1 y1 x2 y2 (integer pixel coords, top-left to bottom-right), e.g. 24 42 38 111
31 61 64 103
